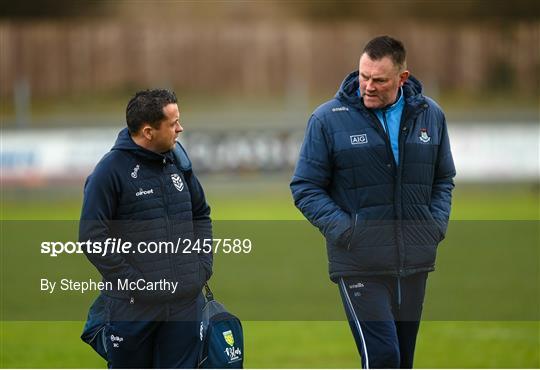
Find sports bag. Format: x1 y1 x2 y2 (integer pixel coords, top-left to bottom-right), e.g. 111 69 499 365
198 284 244 368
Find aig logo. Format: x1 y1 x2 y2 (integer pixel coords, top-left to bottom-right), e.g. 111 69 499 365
350 134 368 145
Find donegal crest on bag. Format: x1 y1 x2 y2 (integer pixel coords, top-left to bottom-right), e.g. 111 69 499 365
223 330 235 346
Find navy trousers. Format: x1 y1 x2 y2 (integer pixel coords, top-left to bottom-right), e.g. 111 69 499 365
104 293 204 368
338 272 428 369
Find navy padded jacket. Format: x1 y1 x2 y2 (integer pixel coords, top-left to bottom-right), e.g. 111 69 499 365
291 71 455 281
79 128 212 301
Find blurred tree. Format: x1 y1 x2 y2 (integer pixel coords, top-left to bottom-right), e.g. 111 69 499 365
0 0 105 18
485 59 516 92
4 1 537 22
289 0 540 22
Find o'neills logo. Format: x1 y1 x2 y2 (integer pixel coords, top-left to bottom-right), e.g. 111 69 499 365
136 188 153 197
131 164 140 178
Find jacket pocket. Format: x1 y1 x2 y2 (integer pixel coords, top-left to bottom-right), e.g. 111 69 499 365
346 213 373 250
425 210 445 243
404 211 443 247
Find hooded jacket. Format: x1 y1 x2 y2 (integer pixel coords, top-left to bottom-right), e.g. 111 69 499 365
79 128 212 301
291 71 455 281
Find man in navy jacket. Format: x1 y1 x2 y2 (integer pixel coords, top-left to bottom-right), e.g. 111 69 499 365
79 89 212 368
291 36 455 368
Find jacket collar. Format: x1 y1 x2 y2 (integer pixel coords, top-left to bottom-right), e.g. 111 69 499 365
111 127 175 163
336 70 426 112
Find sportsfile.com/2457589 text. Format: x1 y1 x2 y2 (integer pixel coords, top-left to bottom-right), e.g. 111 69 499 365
40 238 253 257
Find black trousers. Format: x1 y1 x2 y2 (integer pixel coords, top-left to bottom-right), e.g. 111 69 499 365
338 272 428 369
104 293 204 368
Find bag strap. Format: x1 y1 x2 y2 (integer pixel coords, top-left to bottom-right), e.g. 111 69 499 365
204 283 214 302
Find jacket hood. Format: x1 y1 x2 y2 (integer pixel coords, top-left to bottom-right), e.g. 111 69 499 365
111 127 174 162
335 70 424 107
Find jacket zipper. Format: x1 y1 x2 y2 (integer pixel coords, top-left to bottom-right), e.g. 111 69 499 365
367 110 395 168
161 160 172 240
160 158 175 282
381 110 397 165
395 102 429 276
381 110 390 138
381 109 403 276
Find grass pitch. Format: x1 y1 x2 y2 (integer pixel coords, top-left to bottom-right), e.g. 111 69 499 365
1 180 538 368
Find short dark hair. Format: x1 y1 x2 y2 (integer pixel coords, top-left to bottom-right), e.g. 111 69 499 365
363 36 407 70
126 89 178 133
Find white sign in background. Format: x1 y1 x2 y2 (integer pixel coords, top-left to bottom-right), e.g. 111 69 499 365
1 124 538 183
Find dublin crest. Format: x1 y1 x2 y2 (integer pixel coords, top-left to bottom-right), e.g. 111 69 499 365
170 174 184 192
419 129 431 143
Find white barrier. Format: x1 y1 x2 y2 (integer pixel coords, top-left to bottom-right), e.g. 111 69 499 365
1 124 538 184
449 124 539 181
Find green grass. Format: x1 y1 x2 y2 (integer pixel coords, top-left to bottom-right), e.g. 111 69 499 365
1 181 539 368
2 181 538 221
1 321 538 368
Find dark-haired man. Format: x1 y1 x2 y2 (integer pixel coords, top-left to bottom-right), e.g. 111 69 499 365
80 89 212 368
291 36 455 368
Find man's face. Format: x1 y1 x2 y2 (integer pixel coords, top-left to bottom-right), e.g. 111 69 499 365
359 53 409 109
151 103 182 153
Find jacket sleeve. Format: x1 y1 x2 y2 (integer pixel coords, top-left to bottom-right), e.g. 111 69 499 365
187 170 213 280
290 114 353 247
430 114 456 240
79 160 144 284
